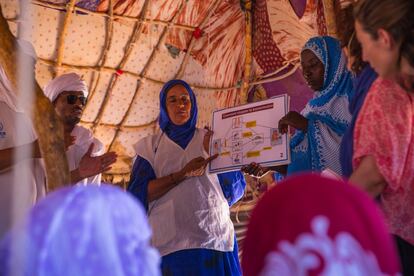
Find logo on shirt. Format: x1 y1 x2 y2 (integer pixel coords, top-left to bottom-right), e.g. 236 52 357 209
0 122 6 139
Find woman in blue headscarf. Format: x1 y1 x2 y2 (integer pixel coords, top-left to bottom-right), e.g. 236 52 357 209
278 36 353 176
128 79 246 275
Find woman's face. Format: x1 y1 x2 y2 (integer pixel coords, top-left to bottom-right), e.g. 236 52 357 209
166 85 192 125
355 20 400 78
301 49 325 91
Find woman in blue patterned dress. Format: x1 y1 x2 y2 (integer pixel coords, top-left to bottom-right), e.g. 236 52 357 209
278 36 353 176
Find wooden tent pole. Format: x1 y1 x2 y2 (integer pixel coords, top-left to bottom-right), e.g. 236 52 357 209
54 0 76 76
86 0 114 106
107 0 188 151
37 58 241 91
241 0 253 104
322 0 338 36
0 7 70 190
31 0 196 31
91 0 152 132
175 0 221 79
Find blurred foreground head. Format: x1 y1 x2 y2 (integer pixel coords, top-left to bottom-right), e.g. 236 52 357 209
1 184 160 276
242 174 400 276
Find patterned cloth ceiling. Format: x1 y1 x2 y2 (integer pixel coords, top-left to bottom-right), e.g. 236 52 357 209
0 0 339 182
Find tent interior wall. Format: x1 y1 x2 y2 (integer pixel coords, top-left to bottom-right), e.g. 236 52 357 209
0 0 346 186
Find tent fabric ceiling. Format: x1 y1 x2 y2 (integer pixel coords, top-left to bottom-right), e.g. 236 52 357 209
0 0 339 182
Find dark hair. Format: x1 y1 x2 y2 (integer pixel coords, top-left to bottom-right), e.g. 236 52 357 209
354 0 414 68
335 3 365 74
400 29 414 69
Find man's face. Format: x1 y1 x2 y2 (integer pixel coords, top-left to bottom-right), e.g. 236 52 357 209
54 91 86 127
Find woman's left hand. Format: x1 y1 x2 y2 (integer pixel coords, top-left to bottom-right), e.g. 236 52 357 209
278 111 308 133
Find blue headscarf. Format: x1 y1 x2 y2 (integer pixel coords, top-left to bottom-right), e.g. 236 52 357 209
159 79 198 149
303 36 353 106
289 36 353 175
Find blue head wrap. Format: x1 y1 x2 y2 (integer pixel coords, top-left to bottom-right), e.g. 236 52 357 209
159 79 198 149
302 36 353 105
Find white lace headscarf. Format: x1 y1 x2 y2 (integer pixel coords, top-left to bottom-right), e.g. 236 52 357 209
0 184 161 276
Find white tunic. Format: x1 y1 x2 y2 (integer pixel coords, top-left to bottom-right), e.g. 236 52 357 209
135 128 234 256
66 125 104 185
0 102 46 238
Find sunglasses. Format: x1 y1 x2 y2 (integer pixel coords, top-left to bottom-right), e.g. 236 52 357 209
66 95 87 106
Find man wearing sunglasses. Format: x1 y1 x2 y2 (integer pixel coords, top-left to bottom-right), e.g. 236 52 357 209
44 73 117 185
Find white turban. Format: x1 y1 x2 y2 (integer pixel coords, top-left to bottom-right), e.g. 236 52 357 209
0 39 37 112
43 73 88 102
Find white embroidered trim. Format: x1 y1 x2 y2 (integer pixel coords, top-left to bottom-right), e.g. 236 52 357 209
260 216 396 276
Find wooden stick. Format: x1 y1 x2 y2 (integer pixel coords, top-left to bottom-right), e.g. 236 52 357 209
86 0 114 108
0 6 70 190
250 64 300 85
176 0 221 79
31 0 195 31
241 0 253 104
81 118 157 130
38 58 240 91
107 0 188 151
322 0 338 37
54 0 76 76
90 0 152 132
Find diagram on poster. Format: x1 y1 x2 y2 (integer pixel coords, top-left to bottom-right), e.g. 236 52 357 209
209 95 290 173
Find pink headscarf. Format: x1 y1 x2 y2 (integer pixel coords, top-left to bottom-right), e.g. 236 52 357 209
242 174 401 276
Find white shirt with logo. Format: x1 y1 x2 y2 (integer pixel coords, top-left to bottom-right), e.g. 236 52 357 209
0 102 46 238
